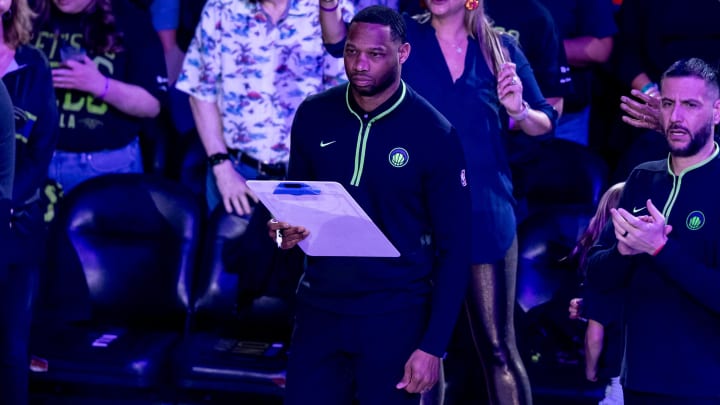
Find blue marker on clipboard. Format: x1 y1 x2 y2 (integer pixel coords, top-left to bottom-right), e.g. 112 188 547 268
273 182 322 196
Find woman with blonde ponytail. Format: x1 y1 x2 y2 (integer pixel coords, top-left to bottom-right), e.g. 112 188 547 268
320 1 557 403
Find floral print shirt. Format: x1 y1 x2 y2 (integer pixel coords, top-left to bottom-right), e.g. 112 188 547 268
176 0 352 164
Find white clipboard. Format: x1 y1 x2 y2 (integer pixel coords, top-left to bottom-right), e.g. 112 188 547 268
246 180 400 257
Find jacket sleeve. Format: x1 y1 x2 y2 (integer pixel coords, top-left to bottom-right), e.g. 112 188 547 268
12 53 59 203
417 127 471 357
653 240 720 314
0 81 14 272
586 178 639 292
508 37 558 134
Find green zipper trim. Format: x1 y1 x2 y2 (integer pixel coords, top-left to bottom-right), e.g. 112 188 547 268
346 81 407 187
661 142 719 220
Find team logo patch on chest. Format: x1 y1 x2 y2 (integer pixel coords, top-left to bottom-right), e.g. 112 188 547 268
686 211 705 231
388 147 409 168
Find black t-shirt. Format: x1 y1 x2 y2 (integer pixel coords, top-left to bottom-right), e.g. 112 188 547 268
33 0 168 152
537 0 617 111
487 0 571 99
615 0 720 86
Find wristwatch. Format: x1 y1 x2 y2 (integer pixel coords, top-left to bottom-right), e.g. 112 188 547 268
207 152 230 167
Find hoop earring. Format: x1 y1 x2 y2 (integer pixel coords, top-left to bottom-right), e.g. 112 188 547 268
465 0 478 10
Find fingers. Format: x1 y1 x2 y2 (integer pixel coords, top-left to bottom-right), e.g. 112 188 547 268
227 194 251 216
665 224 673 236
620 91 661 131
621 114 655 130
496 62 521 98
569 298 583 319
614 207 644 228
222 196 234 215
395 365 411 390
630 88 659 104
280 226 309 249
610 208 629 239
620 99 651 121
246 187 259 205
645 199 664 223
497 74 522 99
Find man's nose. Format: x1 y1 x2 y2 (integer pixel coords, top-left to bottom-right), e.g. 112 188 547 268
669 105 683 122
354 53 369 72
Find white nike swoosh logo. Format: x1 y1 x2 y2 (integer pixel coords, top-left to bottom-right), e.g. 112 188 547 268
632 206 647 214
320 140 336 147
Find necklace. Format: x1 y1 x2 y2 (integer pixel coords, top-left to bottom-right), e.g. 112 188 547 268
436 35 464 54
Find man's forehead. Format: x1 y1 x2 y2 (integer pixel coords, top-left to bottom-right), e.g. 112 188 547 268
661 76 717 100
348 22 394 41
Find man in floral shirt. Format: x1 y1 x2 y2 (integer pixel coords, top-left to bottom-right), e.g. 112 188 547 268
176 0 352 215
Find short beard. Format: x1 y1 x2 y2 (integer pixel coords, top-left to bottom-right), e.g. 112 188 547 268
667 121 715 157
349 64 399 98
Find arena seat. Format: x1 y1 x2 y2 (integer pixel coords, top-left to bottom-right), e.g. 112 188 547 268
173 208 302 400
30 173 202 392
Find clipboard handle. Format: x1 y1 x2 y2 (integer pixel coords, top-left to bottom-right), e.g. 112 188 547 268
273 182 322 195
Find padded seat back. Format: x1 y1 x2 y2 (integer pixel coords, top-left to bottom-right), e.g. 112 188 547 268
30 174 203 390
57 173 202 328
190 209 296 339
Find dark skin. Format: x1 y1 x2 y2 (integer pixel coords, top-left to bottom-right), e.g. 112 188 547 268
267 21 441 395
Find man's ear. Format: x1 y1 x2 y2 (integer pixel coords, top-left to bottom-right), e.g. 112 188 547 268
713 98 720 126
398 42 411 64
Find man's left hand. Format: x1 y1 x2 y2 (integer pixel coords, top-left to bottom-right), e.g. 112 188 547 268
612 199 672 255
395 349 440 394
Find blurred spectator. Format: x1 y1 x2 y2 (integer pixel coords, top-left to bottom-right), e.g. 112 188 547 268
32 0 167 192
0 80 14 281
567 182 625 405
148 0 183 84
0 76 13 206
538 0 617 146
175 0 352 215
609 0 720 182
487 0 570 119
0 0 58 402
485 0 571 221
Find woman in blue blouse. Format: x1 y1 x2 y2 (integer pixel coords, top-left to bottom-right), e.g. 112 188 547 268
320 0 556 403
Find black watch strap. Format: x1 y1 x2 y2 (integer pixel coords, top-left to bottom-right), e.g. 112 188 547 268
207 152 230 167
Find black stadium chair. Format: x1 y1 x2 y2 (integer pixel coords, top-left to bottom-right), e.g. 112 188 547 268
30 173 202 399
173 208 302 402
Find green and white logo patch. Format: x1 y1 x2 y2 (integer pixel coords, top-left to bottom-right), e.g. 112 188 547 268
686 211 705 231
388 147 409 168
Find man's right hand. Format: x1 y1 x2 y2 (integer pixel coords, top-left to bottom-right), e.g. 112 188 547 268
212 161 258 215
267 219 309 249
568 298 583 320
